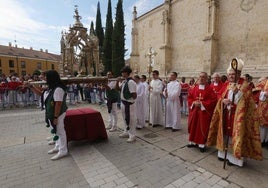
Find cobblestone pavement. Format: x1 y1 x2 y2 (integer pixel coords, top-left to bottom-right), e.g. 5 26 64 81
0 103 267 188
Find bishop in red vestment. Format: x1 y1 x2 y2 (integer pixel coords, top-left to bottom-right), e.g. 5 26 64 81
187 72 217 152
207 58 263 167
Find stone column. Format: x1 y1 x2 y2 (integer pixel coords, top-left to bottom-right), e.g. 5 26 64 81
202 0 219 75
159 0 172 76
130 6 140 73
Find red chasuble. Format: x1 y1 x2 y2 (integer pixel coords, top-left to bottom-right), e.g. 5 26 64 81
187 84 217 145
210 81 223 95
256 79 268 127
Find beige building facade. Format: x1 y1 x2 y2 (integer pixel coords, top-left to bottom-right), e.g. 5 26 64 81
0 43 61 76
130 0 268 78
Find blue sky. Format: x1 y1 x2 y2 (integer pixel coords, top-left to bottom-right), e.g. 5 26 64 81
0 0 163 57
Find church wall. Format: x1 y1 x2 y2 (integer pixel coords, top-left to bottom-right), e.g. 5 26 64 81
216 0 268 77
170 0 208 77
134 6 165 75
131 0 268 78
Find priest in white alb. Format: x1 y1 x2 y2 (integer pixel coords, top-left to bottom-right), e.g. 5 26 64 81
149 70 164 126
134 75 146 129
141 75 149 122
163 72 182 131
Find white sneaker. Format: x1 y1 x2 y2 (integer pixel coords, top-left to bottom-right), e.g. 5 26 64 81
127 136 136 143
46 136 52 141
119 132 129 138
109 127 117 132
48 140 55 145
106 125 112 129
50 152 68 160
48 148 59 154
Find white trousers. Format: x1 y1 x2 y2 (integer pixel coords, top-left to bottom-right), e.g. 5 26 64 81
121 102 136 138
260 126 268 142
50 112 68 155
136 97 145 128
108 102 118 128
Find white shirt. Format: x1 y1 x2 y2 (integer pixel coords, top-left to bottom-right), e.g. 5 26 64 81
108 80 116 90
120 79 137 103
54 87 65 101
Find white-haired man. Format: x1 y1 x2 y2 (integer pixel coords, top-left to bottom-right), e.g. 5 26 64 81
210 72 223 95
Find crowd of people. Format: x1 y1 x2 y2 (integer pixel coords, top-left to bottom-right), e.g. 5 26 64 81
106 58 266 167
2 58 267 165
0 73 109 108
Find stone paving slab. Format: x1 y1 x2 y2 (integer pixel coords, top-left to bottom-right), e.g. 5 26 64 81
153 137 185 152
70 143 135 188
0 104 268 188
0 137 25 148
196 152 238 179
0 142 90 188
171 146 217 163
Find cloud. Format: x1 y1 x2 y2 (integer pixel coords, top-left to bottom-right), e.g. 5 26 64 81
124 0 163 58
0 0 64 53
130 0 162 15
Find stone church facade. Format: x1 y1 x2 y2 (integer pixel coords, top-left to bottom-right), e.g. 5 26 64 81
130 0 268 78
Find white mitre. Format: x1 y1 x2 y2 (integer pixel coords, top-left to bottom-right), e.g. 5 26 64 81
227 58 244 73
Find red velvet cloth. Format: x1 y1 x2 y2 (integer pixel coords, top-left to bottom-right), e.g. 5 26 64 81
64 108 108 142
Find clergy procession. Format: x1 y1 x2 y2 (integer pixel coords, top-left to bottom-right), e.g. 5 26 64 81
106 57 267 168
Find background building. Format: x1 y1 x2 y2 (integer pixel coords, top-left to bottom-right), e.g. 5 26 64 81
0 43 61 76
130 0 268 78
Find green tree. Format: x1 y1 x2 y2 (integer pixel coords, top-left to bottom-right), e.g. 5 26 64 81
90 21 95 35
95 1 104 49
112 0 125 77
33 69 41 76
103 0 113 73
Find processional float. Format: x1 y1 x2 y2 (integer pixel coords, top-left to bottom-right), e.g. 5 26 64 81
31 6 110 86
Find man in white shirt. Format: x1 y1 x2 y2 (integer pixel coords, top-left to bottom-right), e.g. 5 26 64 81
163 72 182 131
116 66 137 143
141 75 149 122
149 70 164 127
134 75 146 129
105 72 119 132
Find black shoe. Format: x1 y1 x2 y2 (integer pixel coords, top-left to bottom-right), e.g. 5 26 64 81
218 157 224 161
227 160 234 166
199 147 205 153
261 142 266 147
165 127 172 129
136 127 142 130
187 144 197 148
172 129 179 132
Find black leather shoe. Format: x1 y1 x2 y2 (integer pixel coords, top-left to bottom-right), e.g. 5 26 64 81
199 147 205 153
187 144 197 148
172 129 179 132
227 160 234 166
165 127 172 129
218 157 224 161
